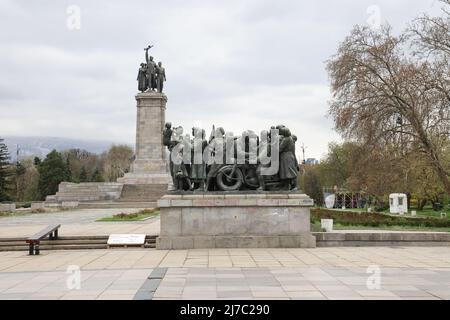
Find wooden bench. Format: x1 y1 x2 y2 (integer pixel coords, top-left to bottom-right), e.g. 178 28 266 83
26 224 61 255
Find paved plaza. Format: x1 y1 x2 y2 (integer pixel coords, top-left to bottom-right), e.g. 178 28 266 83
0 247 449 300
0 208 449 300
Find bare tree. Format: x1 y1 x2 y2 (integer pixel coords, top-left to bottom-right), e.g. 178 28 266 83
409 0 450 57
326 20 450 193
101 145 133 182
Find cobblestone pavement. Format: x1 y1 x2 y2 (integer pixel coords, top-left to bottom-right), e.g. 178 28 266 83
0 247 449 300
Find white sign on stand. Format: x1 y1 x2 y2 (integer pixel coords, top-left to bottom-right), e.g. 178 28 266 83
107 234 146 245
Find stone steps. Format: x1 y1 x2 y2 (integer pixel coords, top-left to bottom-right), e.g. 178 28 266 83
0 235 157 252
47 182 124 202
119 184 167 202
46 182 167 204
77 201 157 209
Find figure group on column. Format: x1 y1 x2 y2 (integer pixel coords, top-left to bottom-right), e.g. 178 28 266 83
137 45 166 93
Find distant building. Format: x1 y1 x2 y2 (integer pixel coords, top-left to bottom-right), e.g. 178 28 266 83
305 158 318 165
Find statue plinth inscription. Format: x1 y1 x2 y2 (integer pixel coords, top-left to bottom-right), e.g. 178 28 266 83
118 92 171 185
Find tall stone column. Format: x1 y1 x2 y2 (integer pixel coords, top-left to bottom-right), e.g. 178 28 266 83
118 92 171 185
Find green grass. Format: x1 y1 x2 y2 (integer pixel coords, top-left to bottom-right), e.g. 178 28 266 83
0 207 60 217
311 208 450 230
96 208 160 222
326 206 449 218
0 210 34 217
311 220 450 232
332 224 450 232
410 206 450 218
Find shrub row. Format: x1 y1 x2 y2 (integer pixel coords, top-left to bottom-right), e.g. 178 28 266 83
311 208 450 228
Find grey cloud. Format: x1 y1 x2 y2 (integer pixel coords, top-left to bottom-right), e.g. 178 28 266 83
0 0 443 159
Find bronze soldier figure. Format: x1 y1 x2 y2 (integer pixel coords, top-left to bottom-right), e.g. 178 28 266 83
291 134 300 191
205 127 225 191
144 45 157 91
156 61 166 93
171 126 191 190
190 127 207 191
137 63 148 92
162 122 175 184
278 127 298 190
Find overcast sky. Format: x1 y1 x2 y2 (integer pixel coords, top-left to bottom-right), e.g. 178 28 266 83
0 0 443 159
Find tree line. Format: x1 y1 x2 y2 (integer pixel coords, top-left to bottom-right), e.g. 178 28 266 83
301 1 450 209
300 141 450 210
0 138 132 202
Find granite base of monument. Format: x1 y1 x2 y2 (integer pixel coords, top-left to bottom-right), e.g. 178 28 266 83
156 192 316 249
117 91 171 186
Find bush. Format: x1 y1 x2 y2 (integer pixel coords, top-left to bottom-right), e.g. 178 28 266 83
311 208 450 228
16 202 31 208
112 208 159 219
374 202 389 212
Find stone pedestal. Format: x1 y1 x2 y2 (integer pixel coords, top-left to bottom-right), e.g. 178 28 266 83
118 92 171 185
156 192 316 249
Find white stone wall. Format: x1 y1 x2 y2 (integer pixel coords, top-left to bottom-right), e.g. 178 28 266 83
0 203 16 212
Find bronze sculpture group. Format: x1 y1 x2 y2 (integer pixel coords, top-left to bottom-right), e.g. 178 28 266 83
137 45 299 192
163 123 300 192
137 45 166 93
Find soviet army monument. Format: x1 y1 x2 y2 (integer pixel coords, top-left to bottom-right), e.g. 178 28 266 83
117 44 171 202
45 45 170 205
45 45 316 250
117 45 170 187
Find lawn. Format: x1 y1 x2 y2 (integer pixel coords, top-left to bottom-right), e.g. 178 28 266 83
408 206 450 218
325 205 449 218
0 210 29 217
96 208 160 222
311 221 450 233
311 207 450 232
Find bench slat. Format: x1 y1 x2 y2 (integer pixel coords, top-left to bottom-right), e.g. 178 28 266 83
27 224 61 241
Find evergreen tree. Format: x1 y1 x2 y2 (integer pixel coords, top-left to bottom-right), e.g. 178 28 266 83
33 157 41 166
79 166 88 182
65 158 73 182
37 150 70 200
91 167 104 182
12 161 26 201
0 138 12 201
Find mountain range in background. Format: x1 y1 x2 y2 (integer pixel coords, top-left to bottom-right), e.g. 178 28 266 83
2 136 132 162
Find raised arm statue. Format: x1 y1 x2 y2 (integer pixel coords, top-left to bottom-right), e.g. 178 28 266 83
144 45 157 91
144 45 153 63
